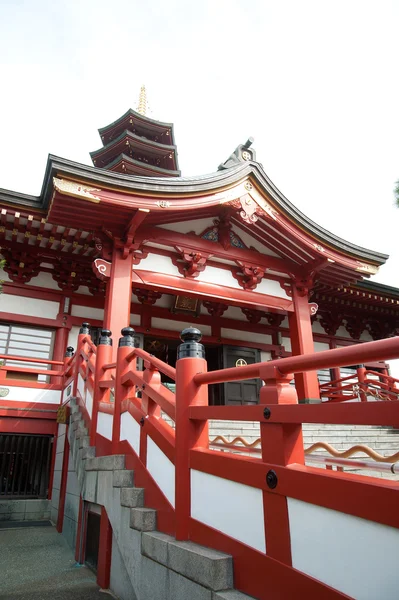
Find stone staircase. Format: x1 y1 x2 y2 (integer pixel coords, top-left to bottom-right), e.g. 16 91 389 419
68 399 255 600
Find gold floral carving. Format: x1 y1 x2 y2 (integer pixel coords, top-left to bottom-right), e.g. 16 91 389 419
53 177 102 203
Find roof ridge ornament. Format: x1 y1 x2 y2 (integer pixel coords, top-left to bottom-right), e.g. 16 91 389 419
218 137 257 170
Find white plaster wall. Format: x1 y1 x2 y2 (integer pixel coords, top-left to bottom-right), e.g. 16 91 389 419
231 224 280 257
0 267 11 283
260 351 272 362
313 342 330 352
1 386 61 404
191 470 266 553
67 326 80 352
135 253 181 277
120 411 140 456
129 313 141 326
209 305 244 320
253 278 291 300
26 271 61 290
77 373 86 403
152 318 211 337
0 294 59 319
158 218 212 235
146 437 175 507
335 325 351 338
282 336 292 352
221 328 272 345
198 266 241 290
312 319 326 335
85 388 93 418
288 497 399 600
71 305 104 320
97 411 113 440
387 359 399 380
360 329 373 342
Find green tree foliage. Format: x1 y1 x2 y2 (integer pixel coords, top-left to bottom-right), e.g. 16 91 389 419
395 180 399 207
0 258 5 293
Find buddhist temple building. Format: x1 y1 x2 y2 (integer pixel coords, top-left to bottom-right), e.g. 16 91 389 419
0 88 398 600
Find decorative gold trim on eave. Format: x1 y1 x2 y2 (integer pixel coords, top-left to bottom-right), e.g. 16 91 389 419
355 262 379 275
53 177 101 203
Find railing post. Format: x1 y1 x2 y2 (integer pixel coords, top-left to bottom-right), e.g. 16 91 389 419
258 364 305 566
357 365 368 401
112 327 136 454
73 323 90 396
90 329 113 446
175 328 208 541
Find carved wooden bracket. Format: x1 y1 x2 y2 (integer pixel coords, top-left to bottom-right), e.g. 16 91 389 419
309 302 318 317
93 258 111 281
2 250 40 283
203 301 228 317
172 246 211 278
279 281 293 298
241 308 264 324
134 288 162 305
233 261 265 291
228 195 260 224
319 311 344 336
292 275 314 297
345 316 367 340
366 319 395 341
265 313 285 328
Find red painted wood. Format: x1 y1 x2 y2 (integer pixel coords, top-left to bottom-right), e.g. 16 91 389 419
113 343 136 453
57 424 70 533
175 355 208 541
52 326 69 386
97 506 112 589
90 342 113 446
94 432 113 457
0 417 56 435
189 519 351 600
189 449 399 529
74 496 85 562
288 286 320 400
104 248 134 360
189 401 399 426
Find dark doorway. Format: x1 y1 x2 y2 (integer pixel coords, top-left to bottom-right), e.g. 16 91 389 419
0 434 53 498
85 510 101 573
222 346 261 405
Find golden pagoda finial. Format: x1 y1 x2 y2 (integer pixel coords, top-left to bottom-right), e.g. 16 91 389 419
137 84 147 116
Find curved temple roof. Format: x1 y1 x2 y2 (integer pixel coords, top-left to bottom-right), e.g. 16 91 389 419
0 153 389 288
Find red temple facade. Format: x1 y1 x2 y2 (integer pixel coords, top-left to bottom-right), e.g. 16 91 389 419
0 97 398 599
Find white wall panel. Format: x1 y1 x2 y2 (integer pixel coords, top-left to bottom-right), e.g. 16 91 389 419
152 318 211 337
221 328 272 345
0 387 61 404
282 336 292 352
136 254 181 277
71 305 104 320
86 388 93 417
120 411 140 456
191 470 266 553
313 342 330 352
97 411 113 440
0 294 59 319
198 266 241 289
77 374 86 402
130 313 141 326
146 437 175 507
26 271 60 290
253 278 291 300
67 326 80 351
158 218 212 234
288 497 399 599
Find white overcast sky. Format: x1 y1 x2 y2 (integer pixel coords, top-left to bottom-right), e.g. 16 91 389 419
0 0 398 286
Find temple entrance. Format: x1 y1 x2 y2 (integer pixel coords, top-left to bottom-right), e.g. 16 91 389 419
142 336 260 405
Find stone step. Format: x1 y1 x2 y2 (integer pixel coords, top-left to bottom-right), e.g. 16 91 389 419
81 446 96 460
213 591 256 600
78 436 91 449
141 531 233 592
130 507 156 531
85 455 125 471
70 411 82 423
113 469 134 488
120 487 145 508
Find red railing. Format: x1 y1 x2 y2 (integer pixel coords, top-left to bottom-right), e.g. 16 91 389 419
65 326 399 600
319 365 399 402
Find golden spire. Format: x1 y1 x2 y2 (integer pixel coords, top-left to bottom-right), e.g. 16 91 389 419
137 85 147 116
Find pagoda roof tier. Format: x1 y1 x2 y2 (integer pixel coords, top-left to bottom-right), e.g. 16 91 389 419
98 108 175 146
102 153 181 177
0 154 389 288
90 129 179 172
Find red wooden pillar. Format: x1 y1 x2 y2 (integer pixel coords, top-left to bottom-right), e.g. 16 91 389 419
90 330 113 446
140 362 162 465
73 324 91 397
258 364 304 565
104 247 134 360
112 327 136 454
53 326 69 386
357 366 368 401
175 328 208 541
97 506 113 589
288 285 320 401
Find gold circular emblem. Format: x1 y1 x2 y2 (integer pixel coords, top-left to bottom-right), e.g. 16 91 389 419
236 359 248 367
244 181 253 191
242 150 251 161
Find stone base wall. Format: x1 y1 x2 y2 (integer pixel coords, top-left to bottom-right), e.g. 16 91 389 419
0 499 50 522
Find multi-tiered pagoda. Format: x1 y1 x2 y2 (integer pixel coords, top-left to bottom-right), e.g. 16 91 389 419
90 86 180 177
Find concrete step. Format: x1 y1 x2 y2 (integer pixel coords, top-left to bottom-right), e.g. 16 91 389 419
130 507 157 531
113 469 134 488
85 455 125 471
78 435 91 449
213 592 256 600
120 487 145 508
70 411 82 423
142 531 233 592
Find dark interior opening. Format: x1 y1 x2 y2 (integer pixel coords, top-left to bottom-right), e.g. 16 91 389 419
85 510 101 573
